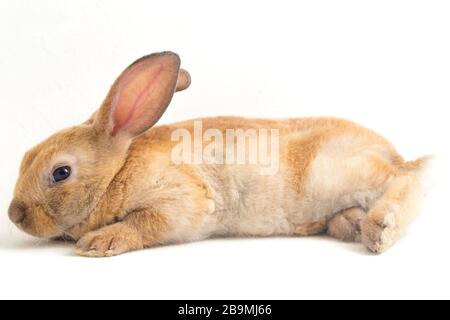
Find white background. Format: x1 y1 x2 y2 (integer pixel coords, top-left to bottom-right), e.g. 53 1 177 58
0 0 449 300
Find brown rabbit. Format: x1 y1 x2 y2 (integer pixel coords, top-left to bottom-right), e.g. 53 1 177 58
8 52 431 257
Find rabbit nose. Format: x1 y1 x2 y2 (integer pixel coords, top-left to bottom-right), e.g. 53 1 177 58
8 200 27 224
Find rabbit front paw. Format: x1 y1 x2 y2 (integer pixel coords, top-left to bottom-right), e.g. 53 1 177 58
75 223 143 257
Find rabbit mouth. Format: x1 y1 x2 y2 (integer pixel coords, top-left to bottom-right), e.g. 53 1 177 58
9 200 62 239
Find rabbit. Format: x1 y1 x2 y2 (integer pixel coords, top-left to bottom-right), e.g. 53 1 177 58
8 51 432 257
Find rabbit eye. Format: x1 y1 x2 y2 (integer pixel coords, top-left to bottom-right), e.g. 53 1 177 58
52 166 72 183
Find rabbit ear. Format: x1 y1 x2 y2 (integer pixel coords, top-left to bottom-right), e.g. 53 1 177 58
95 52 181 138
176 69 191 92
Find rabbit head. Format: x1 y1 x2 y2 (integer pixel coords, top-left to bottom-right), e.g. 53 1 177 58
8 52 190 239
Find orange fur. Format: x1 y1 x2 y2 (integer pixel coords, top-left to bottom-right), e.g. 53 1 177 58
295 219 327 236
8 52 430 257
